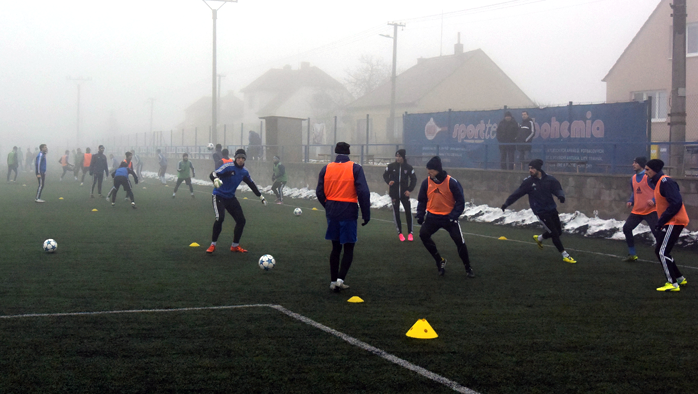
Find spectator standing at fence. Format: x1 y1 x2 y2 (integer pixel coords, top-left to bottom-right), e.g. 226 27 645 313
24 148 33 172
271 155 287 204
644 159 689 292
622 156 658 262
501 159 576 264
157 149 168 185
6 146 18 182
383 149 417 241
248 130 262 161
516 111 535 163
212 144 223 169
497 111 519 170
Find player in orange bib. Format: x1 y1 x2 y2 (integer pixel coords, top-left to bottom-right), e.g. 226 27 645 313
621 157 658 262
415 156 474 278
644 159 689 292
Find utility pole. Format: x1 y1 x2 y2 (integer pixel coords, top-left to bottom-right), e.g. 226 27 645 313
381 22 405 141
201 0 237 146
670 0 687 175
148 98 155 134
217 74 225 143
67 76 91 145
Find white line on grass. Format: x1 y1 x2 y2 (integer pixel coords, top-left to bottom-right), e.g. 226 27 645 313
0 304 478 394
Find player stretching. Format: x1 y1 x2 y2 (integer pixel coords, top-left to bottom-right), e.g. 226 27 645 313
110 161 138 209
271 155 287 204
415 156 474 278
173 153 196 198
316 142 371 292
644 159 689 292
34 144 48 203
206 149 267 254
501 159 576 264
90 145 109 198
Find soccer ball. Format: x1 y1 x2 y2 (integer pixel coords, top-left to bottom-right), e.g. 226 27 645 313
258 254 275 270
293 207 302 216
43 239 57 253
207 142 215 151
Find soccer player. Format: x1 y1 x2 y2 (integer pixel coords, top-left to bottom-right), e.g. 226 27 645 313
73 148 83 181
173 153 196 198
35 144 48 203
415 156 474 277
6 146 18 182
316 142 371 292
212 143 223 169
271 155 287 204
80 147 92 186
24 148 33 173
132 150 144 181
107 152 135 200
58 150 72 181
89 145 109 198
644 159 689 292
206 149 267 254
622 156 658 262
501 159 576 263
16 146 24 173
383 149 417 241
157 149 168 184
109 161 139 209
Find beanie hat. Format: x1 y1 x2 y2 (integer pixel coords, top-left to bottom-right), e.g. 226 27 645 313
426 156 443 173
634 156 647 168
396 149 406 160
504 111 513 118
234 149 246 159
529 159 544 171
273 155 280 161
335 142 350 155
646 159 664 173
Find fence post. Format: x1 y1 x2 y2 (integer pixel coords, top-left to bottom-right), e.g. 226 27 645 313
170 130 173 147
611 144 617 174
361 144 365 166
365 114 369 155
223 124 227 147
484 144 488 170
334 115 337 145
240 123 244 146
195 127 198 146
306 117 310 162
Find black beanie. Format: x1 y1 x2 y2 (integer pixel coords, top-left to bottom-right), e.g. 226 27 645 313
504 111 513 118
396 149 406 160
634 156 647 168
335 142 350 155
426 156 443 173
529 159 544 171
646 159 664 173
234 149 246 159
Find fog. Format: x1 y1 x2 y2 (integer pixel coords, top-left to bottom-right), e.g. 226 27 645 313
0 0 660 151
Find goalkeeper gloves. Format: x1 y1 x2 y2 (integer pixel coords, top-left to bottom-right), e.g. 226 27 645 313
501 204 507 212
213 178 223 188
260 195 267 206
558 196 565 203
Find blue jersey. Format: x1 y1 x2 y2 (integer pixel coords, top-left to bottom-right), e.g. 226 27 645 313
35 152 47 174
211 162 261 199
114 167 129 177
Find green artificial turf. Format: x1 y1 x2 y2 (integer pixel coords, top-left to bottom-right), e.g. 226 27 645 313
1 170 696 393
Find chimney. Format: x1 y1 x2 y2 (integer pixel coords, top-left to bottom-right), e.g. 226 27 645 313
300 61 310 70
454 32 464 55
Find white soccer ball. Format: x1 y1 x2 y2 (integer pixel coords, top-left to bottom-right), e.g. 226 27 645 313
207 142 215 151
293 207 302 216
43 239 57 253
258 254 275 271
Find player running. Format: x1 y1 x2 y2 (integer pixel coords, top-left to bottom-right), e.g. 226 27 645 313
206 149 267 254
109 161 139 209
415 156 474 278
644 159 689 292
58 150 72 181
622 156 658 262
501 159 576 264
271 155 287 204
383 149 417 241
316 142 371 292
90 145 109 198
173 153 196 198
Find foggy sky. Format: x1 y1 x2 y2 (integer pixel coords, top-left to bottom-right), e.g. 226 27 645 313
0 0 661 150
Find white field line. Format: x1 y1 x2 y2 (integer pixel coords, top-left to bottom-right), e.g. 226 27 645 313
0 304 478 394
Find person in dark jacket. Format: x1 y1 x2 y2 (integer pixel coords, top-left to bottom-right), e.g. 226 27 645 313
316 142 371 292
415 156 474 278
89 145 109 198
212 144 223 169
383 149 418 241
516 111 535 164
501 159 576 263
34 144 48 203
497 111 519 170
109 161 139 209
644 159 689 292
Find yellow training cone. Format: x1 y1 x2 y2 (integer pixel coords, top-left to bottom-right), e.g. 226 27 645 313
22 184 27 187
91 209 98 212
406 319 438 339
143 186 147 189
243 197 248 200
312 207 318 211
59 197 64 200
347 296 364 303
189 242 200 247
498 236 507 240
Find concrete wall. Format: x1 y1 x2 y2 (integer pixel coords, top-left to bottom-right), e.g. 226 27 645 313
156 158 698 231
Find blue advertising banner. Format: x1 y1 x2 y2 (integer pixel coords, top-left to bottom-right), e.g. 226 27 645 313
403 101 649 173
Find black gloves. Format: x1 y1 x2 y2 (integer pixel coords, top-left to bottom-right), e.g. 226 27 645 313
559 196 565 203
501 204 507 212
417 217 424 225
361 218 370 226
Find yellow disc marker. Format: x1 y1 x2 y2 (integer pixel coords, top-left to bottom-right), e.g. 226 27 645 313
143 186 147 189
347 296 364 303
59 197 64 200
91 209 98 212
406 319 438 339
498 236 507 240
312 207 318 211
22 184 27 187
243 197 248 200
189 242 200 247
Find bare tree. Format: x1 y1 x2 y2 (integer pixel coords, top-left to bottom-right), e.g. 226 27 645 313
344 54 391 99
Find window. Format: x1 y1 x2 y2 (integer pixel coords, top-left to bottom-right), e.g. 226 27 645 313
632 91 667 121
688 23 698 55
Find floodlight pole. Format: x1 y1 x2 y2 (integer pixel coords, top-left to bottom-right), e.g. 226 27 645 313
67 76 91 145
382 22 405 140
202 0 237 146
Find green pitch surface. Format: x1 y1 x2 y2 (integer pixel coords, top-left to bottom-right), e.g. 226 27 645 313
1 172 697 393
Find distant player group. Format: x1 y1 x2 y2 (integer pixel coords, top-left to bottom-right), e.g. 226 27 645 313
16 142 689 293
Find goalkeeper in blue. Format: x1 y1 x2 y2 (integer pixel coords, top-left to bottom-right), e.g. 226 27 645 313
206 148 267 254
172 153 196 198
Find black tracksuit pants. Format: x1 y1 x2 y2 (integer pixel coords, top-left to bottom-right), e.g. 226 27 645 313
92 173 104 195
623 212 658 249
272 181 286 201
391 194 413 234
655 224 684 284
110 176 134 203
537 211 565 253
212 195 246 244
419 213 471 270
